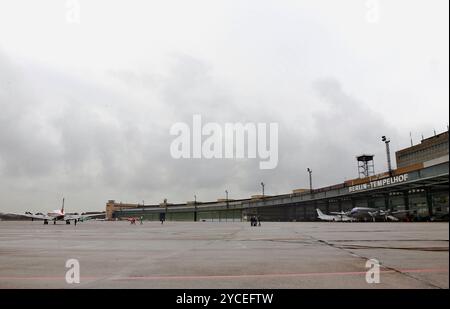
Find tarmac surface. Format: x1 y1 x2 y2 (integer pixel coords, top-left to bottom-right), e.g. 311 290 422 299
0 221 448 288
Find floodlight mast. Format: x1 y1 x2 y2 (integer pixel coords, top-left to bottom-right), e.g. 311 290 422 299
307 168 313 193
382 136 393 176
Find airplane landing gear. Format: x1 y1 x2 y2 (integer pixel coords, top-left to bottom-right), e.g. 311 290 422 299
44 220 48 225
66 220 70 224
53 219 56 225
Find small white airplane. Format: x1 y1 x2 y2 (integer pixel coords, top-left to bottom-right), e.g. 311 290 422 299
17 198 101 225
317 207 410 222
316 209 354 222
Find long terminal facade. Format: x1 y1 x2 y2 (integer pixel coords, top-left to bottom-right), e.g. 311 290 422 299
107 131 449 222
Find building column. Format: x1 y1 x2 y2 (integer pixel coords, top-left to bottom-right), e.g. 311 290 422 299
403 191 410 211
384 193 394 211
426 189 433 217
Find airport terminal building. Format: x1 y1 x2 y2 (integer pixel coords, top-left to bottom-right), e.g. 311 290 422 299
108 131 449 222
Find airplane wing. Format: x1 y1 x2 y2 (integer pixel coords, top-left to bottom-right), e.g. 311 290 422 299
22 213 53 220
330 211 350 216
368 209 410 220
368 211 377 217
390 209 413 215
62 215 81 221
386 215 399 221
64 214 104 221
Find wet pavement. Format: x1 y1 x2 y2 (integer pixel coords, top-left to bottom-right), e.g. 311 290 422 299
0 221 448 288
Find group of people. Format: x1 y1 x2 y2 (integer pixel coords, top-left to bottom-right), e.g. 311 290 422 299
129 216 144 225
250 216 261 227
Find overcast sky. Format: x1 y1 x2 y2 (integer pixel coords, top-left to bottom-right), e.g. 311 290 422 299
0 0 448 213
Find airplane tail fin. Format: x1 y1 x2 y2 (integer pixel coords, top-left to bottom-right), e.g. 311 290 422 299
61 198 65 214
316 208 324 218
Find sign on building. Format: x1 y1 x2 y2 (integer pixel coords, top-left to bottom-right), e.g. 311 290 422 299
349 174 409 193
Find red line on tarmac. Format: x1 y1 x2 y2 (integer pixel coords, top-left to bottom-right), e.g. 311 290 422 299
112 268 449 281
0 276 98 281
0 268 447 281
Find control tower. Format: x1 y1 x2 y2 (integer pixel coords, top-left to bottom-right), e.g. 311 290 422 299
356 154 375 178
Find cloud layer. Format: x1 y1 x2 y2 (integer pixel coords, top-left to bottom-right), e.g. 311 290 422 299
0 51 401 212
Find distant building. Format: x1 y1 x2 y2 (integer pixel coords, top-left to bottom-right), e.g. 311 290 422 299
396 130 449 169
106 200 141 220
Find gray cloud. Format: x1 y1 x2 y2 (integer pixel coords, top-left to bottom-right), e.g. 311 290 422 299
0 49 440 213
0 51 61 178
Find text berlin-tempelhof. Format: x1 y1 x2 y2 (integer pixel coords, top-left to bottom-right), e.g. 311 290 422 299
349 174 409 193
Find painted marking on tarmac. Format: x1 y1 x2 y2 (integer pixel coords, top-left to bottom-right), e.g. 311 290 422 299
1 268 447 281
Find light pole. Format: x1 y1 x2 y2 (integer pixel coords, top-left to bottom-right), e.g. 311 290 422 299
163 198 168 223
225 190 229 208
307 168 313 193
194 194 197 222
260 182 265 198
382 136 392 175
